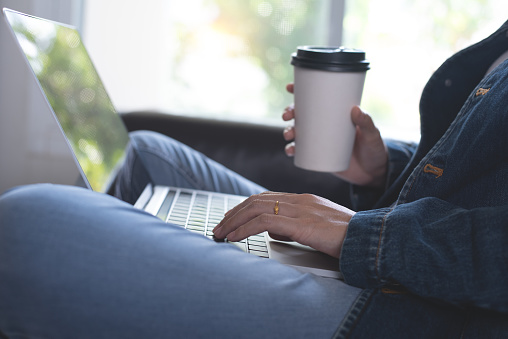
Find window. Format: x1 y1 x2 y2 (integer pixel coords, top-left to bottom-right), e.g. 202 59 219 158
83 0 508 141
343 0 508 141
83 0 342 124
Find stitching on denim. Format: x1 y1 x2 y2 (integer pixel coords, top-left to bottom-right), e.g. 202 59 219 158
374 208 393 282
423 163 444 178
332 289 375 339
397 166 419 204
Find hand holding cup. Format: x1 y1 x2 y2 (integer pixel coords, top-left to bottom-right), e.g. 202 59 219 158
283 84 388 188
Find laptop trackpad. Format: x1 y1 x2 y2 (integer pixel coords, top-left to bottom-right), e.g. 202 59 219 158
268 239 343 279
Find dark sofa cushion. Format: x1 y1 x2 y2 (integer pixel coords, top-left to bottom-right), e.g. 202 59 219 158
120 111 352 208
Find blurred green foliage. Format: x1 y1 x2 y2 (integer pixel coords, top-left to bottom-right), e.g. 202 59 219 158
171 0 331 119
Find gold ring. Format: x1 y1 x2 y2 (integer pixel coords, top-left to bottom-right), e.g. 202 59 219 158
274 201 279 215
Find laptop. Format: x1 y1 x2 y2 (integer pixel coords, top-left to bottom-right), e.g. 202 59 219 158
3 8 342 279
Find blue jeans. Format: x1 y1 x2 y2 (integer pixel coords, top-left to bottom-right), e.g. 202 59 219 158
0 131 361 338
113 131 267 204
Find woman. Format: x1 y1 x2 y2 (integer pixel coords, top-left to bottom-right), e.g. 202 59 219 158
1 19 508 338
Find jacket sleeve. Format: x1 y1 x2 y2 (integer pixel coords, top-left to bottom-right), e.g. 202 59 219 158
340 197 508 313
350 139 418 211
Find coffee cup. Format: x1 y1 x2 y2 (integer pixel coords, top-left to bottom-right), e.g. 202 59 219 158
290 46 370 172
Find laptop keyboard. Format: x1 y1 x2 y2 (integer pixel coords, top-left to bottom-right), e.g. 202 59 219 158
158 190 269 258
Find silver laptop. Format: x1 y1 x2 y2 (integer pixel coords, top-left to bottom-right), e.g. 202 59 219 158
3 8 342 279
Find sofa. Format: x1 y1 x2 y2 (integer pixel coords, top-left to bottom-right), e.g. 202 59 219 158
120 111 353 209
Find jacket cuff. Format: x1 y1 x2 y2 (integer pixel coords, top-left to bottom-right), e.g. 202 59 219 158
339 207 392 288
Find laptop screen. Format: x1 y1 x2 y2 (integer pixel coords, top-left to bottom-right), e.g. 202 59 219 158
4 9 130 193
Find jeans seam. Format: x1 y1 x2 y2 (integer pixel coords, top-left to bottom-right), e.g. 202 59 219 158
332 289 375 339
137 145 209 190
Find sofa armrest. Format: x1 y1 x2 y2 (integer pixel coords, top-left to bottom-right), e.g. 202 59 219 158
120 111 352 208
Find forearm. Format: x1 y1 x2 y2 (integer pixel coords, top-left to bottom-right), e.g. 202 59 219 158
340 198 508 313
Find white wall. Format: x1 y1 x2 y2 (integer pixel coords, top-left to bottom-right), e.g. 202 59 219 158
0 0 83 194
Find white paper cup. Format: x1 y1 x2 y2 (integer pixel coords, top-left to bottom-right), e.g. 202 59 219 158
291 47 369 172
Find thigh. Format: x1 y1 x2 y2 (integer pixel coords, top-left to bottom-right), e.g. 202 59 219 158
114 131 266 204
0 184 361 339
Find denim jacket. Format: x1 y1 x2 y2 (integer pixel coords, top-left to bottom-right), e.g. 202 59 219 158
335 20 508 338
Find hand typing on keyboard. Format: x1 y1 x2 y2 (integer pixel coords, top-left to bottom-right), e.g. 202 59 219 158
213 191 355 259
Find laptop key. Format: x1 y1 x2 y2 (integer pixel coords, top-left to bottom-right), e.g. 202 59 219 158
229 241 247 252
249 250 269 258
248 244 267 253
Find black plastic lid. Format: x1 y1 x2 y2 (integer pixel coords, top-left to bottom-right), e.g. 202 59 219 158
291 46 370 72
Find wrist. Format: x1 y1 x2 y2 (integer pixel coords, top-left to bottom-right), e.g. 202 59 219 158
367 159 389 189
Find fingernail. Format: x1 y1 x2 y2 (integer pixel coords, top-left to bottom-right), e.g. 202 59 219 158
285 143 295 156
283 127 292 140
227 230 236 241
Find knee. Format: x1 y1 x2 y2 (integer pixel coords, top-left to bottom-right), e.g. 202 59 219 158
130 130 178 150
0 183 53 209
129 130 193 158
0 184 83 225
